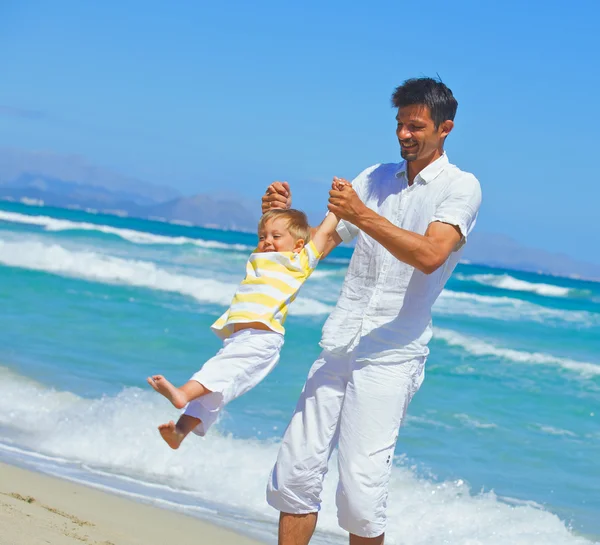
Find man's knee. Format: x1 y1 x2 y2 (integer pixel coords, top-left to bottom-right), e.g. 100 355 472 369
336 482 388 538
266 462 324 514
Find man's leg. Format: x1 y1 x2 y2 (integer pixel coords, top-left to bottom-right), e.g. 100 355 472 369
278 512 318 545
336 357 426 540
267 351 351 545
278 511 384 545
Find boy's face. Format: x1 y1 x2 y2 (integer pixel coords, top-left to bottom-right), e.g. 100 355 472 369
258 217 304 253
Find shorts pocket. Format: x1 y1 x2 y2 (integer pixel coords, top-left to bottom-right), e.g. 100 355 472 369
368 441 396 458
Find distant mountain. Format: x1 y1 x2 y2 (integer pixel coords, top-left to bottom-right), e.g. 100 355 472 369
2 174 154 209
0 185 146 217
0 148 179 204
146 194 258 231
0 147 260 232
463 232 600 280
0 186 259 232
1 146 598 280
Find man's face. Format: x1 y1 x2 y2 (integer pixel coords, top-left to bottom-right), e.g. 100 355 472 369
395 104 451 162
257 217 303 253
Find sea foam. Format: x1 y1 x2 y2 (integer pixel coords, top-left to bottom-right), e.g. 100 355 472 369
456 273 587 298
0 239 333 315
0 367 594 545
0 210 253 251
435 290 600 328
434 327 600 377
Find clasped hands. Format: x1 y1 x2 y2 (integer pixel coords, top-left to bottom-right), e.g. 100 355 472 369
262 177 366 224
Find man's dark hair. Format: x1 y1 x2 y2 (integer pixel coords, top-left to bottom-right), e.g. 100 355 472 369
391 77 458 128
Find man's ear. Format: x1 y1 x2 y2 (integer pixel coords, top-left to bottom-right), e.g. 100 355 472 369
439 119 454 139
293 238 306 253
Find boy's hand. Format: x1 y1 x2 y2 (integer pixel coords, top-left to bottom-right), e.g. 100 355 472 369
328 178 367 224
332 176 350 191
262 181 292 213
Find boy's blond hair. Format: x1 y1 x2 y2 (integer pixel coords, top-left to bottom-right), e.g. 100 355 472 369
258 209 311 243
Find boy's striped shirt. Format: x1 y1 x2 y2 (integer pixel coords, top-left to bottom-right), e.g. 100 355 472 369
212 241 321 339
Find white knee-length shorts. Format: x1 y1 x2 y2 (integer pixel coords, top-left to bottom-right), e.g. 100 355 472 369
183 328 283 436
266 349 425 538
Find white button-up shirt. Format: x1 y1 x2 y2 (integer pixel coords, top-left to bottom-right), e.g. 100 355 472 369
320 153 482 364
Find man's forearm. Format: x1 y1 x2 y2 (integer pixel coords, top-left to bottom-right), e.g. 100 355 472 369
355 209 447 274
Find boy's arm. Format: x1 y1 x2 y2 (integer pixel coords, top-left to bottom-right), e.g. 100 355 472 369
310 177 353 258
311 212 342 258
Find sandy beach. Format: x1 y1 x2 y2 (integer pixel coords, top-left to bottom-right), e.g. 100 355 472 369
0 461 266 545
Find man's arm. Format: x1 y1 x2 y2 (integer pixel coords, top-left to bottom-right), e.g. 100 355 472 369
327 184 461 274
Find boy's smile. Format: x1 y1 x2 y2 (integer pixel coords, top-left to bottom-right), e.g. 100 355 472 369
258 217 304 253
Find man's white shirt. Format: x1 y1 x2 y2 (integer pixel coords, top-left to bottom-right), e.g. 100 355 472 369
321 153 482 364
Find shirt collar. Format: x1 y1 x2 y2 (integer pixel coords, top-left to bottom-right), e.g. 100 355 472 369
394 161 408 179
395 152 449 184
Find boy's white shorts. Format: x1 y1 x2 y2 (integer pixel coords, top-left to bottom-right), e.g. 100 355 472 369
183 328 283 436
266 349 425 538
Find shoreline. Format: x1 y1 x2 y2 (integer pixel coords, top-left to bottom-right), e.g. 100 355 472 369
0 461 267 545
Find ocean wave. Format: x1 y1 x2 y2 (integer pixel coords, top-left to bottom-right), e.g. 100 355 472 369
536 425 578 438
456 273 589 298
323 257 351 265
454 413 498 429
0 210 253 251
310 269 346 279
434 327 600 377
0 239 333 316
0 368 593 545
434 290 600 327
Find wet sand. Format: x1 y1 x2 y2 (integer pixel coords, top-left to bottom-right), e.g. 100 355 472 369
0 461 266 545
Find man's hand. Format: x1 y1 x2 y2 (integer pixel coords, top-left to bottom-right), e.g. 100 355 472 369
262 181 292 214
327 177 367 224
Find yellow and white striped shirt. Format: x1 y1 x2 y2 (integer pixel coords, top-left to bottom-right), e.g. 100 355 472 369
211 241 321 339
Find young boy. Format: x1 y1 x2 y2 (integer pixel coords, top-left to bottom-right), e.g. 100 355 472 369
148 201 341 449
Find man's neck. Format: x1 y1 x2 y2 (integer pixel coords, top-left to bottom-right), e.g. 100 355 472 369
406 148 444 185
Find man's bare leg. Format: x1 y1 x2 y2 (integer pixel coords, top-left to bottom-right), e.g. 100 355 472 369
278 512 318 545
147 375 210 409
350 533 385 545
157 414 201 449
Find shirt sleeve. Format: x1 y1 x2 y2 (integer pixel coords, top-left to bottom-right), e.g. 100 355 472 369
303 240 321 273
430 173 482 250
335 164 380 243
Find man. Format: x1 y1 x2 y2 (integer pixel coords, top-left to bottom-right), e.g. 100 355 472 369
262 77 482 545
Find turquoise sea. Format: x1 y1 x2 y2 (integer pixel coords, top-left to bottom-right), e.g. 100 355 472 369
0 200 598 545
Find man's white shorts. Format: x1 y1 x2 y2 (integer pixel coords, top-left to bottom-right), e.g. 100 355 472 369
266 349 425 538
183 328 283 436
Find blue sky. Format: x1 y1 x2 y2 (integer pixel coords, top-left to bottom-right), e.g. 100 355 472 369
1 0 598 263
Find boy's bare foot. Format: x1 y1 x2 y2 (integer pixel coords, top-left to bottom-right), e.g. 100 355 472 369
158 421 185 449
147 375 188 409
